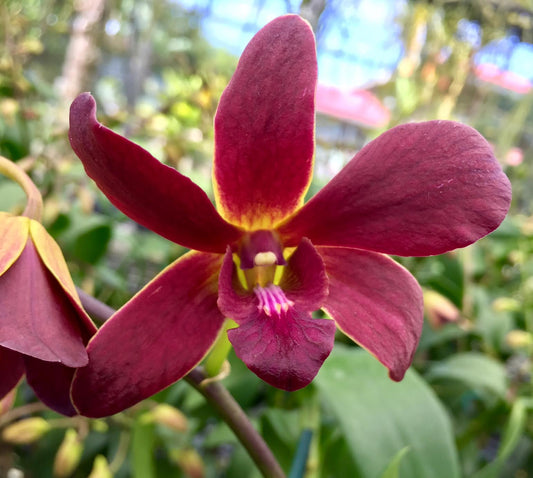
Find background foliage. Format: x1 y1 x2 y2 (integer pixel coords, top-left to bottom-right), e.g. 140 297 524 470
0 0 532 476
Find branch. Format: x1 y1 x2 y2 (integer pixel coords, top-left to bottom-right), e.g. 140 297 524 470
76 288 116 323
77 290 286 478
185 369 285 478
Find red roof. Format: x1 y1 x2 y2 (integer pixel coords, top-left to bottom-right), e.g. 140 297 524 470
315 84 390 128
475 63 532 94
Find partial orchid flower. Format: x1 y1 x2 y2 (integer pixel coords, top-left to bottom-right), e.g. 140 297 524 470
68 15 511 417
0 156 96 416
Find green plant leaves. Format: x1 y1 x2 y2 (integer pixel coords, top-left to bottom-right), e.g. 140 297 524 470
314 345 460 478
471 398 533 478
426 352 508 401
131 419 156 478
379 447 410 478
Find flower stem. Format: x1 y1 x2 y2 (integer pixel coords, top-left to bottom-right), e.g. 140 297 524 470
0 156 43 221
78 291 286 478
76 287 116 323
185 368 286 478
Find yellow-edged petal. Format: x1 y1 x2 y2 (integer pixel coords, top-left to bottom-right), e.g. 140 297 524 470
0 214 29 277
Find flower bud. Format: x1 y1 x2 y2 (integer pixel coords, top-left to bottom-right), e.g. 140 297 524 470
2 417 51 444
171 448 204 478
53 429 83 477
88 455 113 478
506 330 533 349
91 419 109 433
423 290 460 329
141 404 188 432
492 297 521 313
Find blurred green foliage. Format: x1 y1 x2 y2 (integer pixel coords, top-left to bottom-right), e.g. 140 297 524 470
1 0 533 477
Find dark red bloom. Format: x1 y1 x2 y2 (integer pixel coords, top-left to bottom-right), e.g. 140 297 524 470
0 214 96 416
68 15 511 417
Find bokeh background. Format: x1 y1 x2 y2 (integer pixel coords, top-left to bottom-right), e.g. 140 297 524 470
0 0 532 477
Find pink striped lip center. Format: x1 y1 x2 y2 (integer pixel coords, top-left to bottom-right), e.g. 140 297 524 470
254 284 295 317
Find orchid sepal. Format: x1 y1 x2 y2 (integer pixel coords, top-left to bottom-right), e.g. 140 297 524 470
213 14 317 230
71 251 226 418
69 93 244 254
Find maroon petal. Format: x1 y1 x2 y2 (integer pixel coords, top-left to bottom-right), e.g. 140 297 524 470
69 93 243 253
280 238 328 310
24 358 78 416
319 246 423 381
279 121 512 256
217 247 256 322
30 221 97 340
228 308 335 391
0 241 87 367
0 347 24 399
213 15 317 229
71 251 225 418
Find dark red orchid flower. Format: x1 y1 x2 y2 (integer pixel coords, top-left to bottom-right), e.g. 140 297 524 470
0 158 96 416
68 15 511 417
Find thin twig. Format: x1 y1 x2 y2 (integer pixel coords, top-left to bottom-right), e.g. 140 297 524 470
0 402 48 428
76 287 116 323
186 368 286 478
77 290 286 478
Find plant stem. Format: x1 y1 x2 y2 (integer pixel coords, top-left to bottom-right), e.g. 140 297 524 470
0 402 48 428
78 290 286 478
0 155 43 221
76 287 116 323
185 368 285 478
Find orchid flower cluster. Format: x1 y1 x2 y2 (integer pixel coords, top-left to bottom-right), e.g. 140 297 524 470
0 15 511 419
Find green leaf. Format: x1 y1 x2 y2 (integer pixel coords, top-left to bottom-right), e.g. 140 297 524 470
417 322 469 351
59 214 112 264
319 426 359 478
71 222 112 263
425 352 507 400
471 286 513 353
261 408 300 471
314 345 460 478
471 398 533 478
379 447 410 478
131 419 156 478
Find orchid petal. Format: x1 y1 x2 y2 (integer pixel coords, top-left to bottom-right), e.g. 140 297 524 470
0 214 28 277
30 221 97 338
219 239 334 391
228 308 335 391
217 248 256 322
0 240 88 367
69 93 243 253
24 357 78 416
213 15 317 229
318 246 423 381
279 238 328 310
71 251 225 418
0 347 24 399
279 121 512 256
